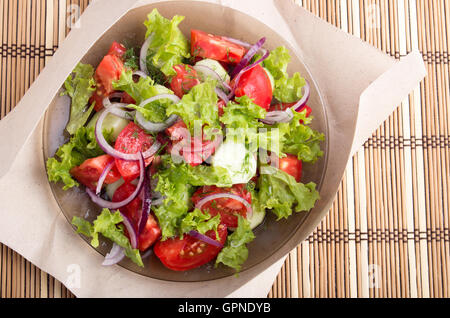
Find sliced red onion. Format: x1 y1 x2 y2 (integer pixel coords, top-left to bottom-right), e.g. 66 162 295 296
289 80 311 111
103 97 112 108
230 37 266 78
139 94 180 107
221 36 268 58
120 212 138 249
188 230 223 248
103 93 125 108
135 94 181 133
86 153 145 210
193 64 232 92
215 87 229 104
140 33 154 75
221 36 253 48
133 70 148 78
95 160 115 195
195 193 253 219
102 243 125 266
141 248 153 259
103 103 135 120
228 50 270 99
95 105 161 161
138 167 151 234
261 108 294 125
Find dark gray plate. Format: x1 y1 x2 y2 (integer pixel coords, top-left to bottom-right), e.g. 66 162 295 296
43 1 329 282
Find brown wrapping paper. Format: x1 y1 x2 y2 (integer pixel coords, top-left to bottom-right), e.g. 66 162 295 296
0 0 425 297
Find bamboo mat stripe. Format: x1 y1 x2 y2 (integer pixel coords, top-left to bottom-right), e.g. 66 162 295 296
0 0 448 298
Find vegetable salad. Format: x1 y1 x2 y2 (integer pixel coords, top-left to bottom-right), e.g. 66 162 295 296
46 9 324 273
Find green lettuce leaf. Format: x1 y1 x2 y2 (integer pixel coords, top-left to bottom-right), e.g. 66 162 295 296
274 108 324 163
62 63 96 135
46 126 112 190
220 95 267 146
186 164 233 188
179 209 221 239
113 70 176 123
220 96 267 130
257 165 320 220
152 155 233 239
152 156 194 240
263 46 306 103
215 215 255 272
166 80 220 138
144 8 190 77
71 209 143 267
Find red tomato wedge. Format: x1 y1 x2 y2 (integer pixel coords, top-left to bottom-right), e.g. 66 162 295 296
90 51 124 111
114 122 155 182
170 64 200 98
70 155 121 191
154 224 227 271
112 182 161 251
191 184 252 228
95 54 123 96
112 182 142 224
107 41 127 59
278 154 303 182
232 64 273 111
191 29 246 64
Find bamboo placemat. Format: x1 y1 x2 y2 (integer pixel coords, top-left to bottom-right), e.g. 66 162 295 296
0 0 448 298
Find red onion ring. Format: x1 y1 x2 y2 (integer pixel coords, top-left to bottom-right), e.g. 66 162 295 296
95 160 115 195
120 212 138 249
135 94 181 133
289 80 310 112
193 64 232 92
215 87 229 104
102 93 125 108
230 37 266 78
86 153 145 210
140 33 154 75
228 50 270 99
188 230 223 248
138 168 152 234
102 243 125 266
194 193 253 219
260 108 294 125
133 70 148 78
221 36 253 48
95 104 161 161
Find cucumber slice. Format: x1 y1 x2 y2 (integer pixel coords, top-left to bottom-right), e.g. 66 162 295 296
229 205 266 232
247 205 266 230
105 177 125 200
87 109 130 141
211 140 257 184
195 59 230 87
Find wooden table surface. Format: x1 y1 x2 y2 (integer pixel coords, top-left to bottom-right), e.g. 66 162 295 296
0 0 449 298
